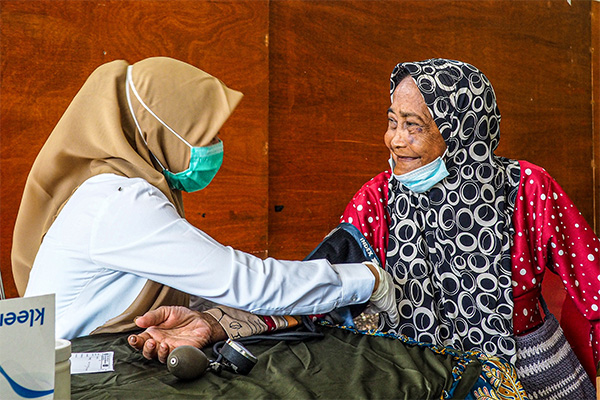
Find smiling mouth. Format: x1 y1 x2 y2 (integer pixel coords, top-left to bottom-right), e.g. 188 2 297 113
395 155 419 162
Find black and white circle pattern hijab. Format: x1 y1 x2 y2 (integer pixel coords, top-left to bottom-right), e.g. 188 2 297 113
385 59 521 363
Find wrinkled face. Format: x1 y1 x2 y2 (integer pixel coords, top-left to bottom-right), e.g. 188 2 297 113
385 77 447 175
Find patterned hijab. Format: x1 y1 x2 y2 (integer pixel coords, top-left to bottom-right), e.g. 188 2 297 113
12 57 242 331
385 59 521 363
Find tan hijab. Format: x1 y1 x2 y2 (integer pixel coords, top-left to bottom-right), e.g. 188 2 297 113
12 57 243 333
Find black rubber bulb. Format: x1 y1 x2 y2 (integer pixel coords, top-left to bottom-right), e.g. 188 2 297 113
167 345 209 380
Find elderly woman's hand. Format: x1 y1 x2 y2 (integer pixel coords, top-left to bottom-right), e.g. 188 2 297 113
127 306 227 363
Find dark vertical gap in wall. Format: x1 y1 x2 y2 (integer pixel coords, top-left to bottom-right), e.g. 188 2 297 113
266 0 272 258
593 1 600 235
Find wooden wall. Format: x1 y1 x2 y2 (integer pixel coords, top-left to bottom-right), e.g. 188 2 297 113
0 0 270 298
268 0 596 260
594 0 600 249
1 0 597 303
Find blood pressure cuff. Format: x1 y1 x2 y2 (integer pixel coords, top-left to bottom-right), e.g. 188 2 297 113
304 222 381 267
304 222 381 320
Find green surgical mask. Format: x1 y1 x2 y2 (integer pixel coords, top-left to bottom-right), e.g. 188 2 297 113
126 65 223 193
163 140 223 192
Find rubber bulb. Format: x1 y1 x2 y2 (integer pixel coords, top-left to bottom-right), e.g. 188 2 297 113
167 345 209 380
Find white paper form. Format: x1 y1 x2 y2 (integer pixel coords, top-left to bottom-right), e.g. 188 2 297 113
71 352 114 374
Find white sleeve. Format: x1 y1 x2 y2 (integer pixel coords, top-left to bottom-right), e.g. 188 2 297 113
89 180 374 315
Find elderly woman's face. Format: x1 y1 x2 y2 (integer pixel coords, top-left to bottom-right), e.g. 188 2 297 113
385 77 446 175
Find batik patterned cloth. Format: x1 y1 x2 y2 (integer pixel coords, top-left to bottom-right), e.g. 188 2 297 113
467 354 528 400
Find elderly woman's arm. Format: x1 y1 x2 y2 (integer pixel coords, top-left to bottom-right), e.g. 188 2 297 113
512 161 600 365
340 171 391 265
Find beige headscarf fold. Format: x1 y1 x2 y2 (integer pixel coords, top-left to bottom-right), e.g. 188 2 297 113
12 57 243 333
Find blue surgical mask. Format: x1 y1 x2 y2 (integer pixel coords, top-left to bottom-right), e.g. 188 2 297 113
390 151 449 193
126 65 223 192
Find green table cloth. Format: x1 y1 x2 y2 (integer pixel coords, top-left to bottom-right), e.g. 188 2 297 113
71 325 482 399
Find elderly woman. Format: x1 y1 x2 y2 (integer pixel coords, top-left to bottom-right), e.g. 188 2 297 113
130 59 598 399
341 58 598 399
13 56 397 342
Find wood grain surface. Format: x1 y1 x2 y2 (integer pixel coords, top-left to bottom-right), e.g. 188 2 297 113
1 0 269 298
268 0 595 260
0 0 597 301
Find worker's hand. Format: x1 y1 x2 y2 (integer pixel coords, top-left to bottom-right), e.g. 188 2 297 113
364 263 399 328
127 306 227 363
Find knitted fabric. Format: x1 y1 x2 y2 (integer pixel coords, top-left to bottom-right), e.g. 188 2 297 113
514 299 595 399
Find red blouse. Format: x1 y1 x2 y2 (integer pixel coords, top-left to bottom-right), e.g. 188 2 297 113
340 160 600 367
